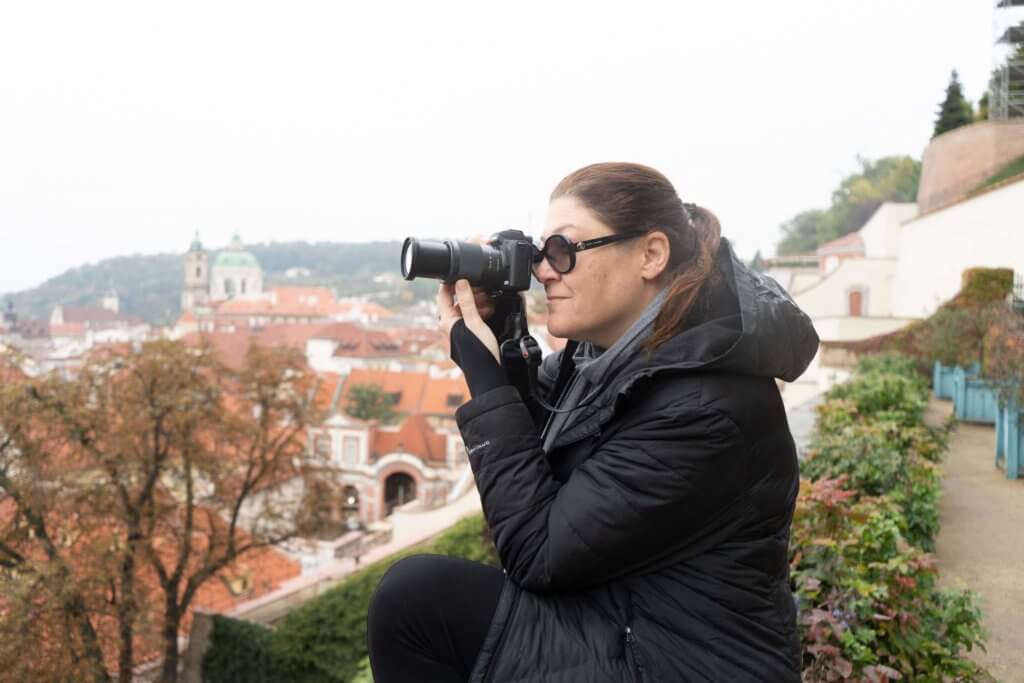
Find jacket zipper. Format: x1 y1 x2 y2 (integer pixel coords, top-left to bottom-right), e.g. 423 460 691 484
625 626 645 682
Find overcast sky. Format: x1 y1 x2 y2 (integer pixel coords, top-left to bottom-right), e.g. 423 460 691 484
0 1 1000 295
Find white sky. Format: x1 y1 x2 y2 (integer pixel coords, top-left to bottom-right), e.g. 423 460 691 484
0 1 998 294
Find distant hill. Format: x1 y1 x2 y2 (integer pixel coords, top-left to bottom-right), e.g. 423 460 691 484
3 241 437 327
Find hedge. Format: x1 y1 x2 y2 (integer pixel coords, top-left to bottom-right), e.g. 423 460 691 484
795 352 988 680
203 514 497 683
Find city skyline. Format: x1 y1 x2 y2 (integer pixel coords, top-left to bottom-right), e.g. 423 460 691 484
0 0 999 294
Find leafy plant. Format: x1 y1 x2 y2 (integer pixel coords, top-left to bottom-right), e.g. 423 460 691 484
794 355 988 680
202 514 497 683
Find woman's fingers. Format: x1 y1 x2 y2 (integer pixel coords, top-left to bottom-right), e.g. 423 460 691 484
455 280 483 326
436 283 460 335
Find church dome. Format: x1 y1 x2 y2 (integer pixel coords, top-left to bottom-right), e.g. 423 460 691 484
213 232 261 269
213 250 261 268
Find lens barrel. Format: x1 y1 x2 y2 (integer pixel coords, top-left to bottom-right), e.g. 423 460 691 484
401 237 506 289
401 238 452 281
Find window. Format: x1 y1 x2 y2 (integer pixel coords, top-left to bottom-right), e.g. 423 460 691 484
241 279 247 294
196 266 202 278
388 392 402 406
314 434 331 458
342 436 359 468
446 393 464 407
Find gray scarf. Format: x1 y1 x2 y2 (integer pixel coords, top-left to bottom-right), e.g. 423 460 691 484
541 287 668 453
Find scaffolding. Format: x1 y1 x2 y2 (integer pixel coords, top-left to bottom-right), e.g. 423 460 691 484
991 0 1024 119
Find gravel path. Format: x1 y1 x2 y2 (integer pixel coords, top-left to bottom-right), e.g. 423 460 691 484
932 399 1024 683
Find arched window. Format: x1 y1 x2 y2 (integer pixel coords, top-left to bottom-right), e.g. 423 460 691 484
241 279 247 295
224 279 235 297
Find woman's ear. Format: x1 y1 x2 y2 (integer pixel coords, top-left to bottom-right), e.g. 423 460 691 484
639 230 671 282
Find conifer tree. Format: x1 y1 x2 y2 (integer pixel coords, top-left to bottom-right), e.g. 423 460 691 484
933 70 974 138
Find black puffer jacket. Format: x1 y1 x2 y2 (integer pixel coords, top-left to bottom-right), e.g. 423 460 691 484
457 239 819 682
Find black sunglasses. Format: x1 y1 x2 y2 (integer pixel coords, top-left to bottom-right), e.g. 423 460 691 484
531 232 645 276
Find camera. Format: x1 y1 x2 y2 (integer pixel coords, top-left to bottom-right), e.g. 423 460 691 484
400 229 534 295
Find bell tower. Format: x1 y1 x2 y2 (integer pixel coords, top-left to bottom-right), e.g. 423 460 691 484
182 230 211 312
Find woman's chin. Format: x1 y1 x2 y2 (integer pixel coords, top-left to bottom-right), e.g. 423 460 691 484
545 318 570 340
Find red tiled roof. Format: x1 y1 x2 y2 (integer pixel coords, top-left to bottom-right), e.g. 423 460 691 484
339 369 429 415
373 414 447 463
336 300 394 319
311 323 404 358
58 306 143 326
183 324 324 368
49 322 89 338
816 231 865 257
314 372 345 412
213 287 341 317
420 376 469 414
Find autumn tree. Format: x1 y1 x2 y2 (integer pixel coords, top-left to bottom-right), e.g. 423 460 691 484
776 156 921 256
0 340 330 682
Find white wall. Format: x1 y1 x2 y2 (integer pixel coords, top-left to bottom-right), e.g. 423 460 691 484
211 264 264 300
793 258 900 319
894 179 1024 318
860 203 917 259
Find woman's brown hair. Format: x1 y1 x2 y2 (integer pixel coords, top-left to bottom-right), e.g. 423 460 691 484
550 162 722 350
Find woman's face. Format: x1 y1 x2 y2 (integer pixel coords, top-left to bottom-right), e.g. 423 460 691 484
536 196 666 348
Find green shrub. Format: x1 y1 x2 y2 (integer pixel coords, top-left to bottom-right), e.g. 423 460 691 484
795 354 988 679
826 371 928 428
792 478 986 681
855 352 925 380
203 514 497 683
805 422 906 496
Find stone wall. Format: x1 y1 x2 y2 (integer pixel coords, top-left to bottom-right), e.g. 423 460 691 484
917 120 1024 214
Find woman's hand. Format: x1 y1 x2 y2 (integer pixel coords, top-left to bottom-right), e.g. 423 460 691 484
438 280 500 364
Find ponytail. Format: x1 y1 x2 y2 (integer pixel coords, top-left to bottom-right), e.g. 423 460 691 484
644 204 721 351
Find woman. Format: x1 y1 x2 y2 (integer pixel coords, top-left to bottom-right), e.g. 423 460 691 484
368 162 818 682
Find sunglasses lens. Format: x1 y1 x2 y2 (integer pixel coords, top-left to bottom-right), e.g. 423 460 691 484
531 235 574 277
546 235 572 273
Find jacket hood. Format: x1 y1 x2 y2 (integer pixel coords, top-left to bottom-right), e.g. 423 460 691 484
539 237 819 450
568 240 813 406
643 236 819 382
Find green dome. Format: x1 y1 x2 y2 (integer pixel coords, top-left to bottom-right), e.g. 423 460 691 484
213 250 261 268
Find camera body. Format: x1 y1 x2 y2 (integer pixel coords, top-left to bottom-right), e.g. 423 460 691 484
401 229 534 295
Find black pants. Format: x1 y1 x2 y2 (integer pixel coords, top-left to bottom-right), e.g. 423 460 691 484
367 554 505 683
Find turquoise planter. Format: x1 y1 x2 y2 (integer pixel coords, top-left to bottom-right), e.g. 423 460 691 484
933 361 980 400
951 367 998 424
995 400 1022 480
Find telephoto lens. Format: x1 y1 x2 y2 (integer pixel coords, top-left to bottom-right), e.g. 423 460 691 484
401 239 454 281
400 232 534 294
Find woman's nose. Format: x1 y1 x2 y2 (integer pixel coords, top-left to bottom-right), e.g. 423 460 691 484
533 254 561 284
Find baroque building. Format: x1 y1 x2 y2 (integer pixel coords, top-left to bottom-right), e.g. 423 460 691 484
181 232 264 312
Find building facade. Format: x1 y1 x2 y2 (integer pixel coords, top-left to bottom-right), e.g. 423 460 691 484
181 232 264 313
